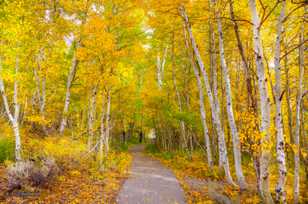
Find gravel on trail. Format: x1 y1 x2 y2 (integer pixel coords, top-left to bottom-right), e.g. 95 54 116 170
117 145 186 204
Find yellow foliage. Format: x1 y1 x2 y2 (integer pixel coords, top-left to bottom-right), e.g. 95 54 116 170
69 170 81 177
25 115 51 126
24 136 87 164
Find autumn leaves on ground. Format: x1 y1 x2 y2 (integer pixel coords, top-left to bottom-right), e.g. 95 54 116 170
0 0 307 203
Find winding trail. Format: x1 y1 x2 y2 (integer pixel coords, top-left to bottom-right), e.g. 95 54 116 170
117 145 186 204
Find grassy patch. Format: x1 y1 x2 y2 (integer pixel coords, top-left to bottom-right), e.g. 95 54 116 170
0 137 14 163
145 143 159 154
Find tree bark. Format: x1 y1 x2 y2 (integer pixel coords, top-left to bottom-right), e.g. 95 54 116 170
180 6 234 185
208 1 219 162
105 89 111 155
59 51 78 134
13 57 21 161
217 15 247 189
229 0 257 112
0 57 22 161
294 24 304 204
184 25 213 167
249 0 273 203
99 93 106 168
34 55 47 133
284 42 293 144
157 46 168 89
171 33 187 150
88 85 97 150
273 1 287 202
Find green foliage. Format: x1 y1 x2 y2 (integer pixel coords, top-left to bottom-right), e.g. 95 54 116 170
116 143 129 152
127 135 141 145
0 137 14 163
174 111 198 129
159 151 175 160
145 143 159 154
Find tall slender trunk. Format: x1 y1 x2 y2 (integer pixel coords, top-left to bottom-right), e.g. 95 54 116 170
0 57 21 161
217 16 247 189
13 57 21 161
88 86 97 150
157 47 168 89
34 51 46 116
273 1 287 202
41 76 46 115
171 33 187 150
104 89 111 155
34 57 47 133
184 26 213 167
249 0 273 203
229 0 256 112
284 43 293 143
99 93 106 167
294 24 304 204
59 51 78 134
208 2 219 162
180 6 234 185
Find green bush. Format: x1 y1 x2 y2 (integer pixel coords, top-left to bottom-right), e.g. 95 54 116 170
159 151 174 160
118 143 129 152
0 137 14 163
145 143 159 154
128 136 141 145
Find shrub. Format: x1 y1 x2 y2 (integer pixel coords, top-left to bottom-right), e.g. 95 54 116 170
145 143 159 154
7 157 59 192
0 137 14 163
24 137 87 169
160 152 174 160
114 143 128 152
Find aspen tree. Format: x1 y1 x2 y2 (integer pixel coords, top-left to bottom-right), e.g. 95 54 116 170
249 0 273 202
180 5 234 185
273 1 287 202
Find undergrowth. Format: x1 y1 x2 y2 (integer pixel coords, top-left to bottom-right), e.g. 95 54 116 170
0 134 132 203
147 145 308 203
0 137 14 163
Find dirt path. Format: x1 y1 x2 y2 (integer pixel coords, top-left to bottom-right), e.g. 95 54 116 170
116 145 186 204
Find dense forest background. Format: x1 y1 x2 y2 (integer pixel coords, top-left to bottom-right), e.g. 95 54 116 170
0 0 307 203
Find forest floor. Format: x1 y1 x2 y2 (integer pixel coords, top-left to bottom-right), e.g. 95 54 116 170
147 148 308 204
0 136 132 204
0 163 128 204
146 148 261 204
117 144 186 204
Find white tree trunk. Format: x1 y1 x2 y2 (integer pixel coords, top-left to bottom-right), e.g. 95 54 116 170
99 93 106 167
180 7 234 184
34 57 47 134
273 1 287 203
104 89 111 155
88 86 97 150
171 36 187 150
217 16 247 189
184 26 213 166
249 0 273 203
13 57 21 161
34 57 46 116
208 4 220 164
0 57 22 161
156 47 168 89
41 76 46 113
209 0 223 167
59 52 78 134
294 24 304 204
